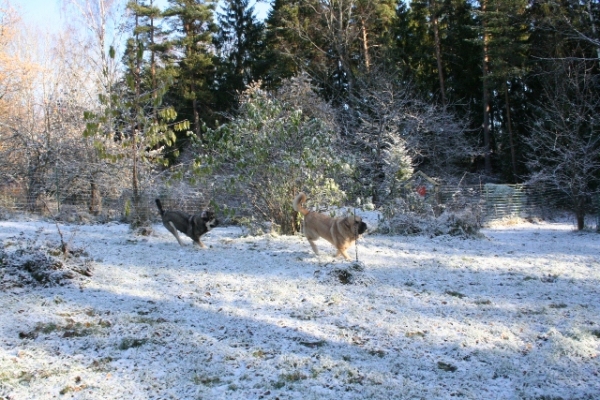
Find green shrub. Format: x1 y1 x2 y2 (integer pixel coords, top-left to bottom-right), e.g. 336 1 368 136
197 77 353 234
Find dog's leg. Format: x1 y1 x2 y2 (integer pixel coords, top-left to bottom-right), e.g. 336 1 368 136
308 239 320 256
329 228 350 259
336 247 351 260
168 221 185 246
195 239 207 249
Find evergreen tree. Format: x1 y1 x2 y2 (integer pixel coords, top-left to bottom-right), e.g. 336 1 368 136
83 0 185 227
213 0 266 111
441 0 481 112
128 0 170 121
393 1 481 174
394 1 481 107
262 0 322 91
164 0 217 141
264 0 396 102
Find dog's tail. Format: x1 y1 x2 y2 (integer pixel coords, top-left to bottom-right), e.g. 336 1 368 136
293 192 310 216
155 198 165 216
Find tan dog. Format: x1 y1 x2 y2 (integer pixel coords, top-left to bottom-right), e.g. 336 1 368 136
293 192 367 260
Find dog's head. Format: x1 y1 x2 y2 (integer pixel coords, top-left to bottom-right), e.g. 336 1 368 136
346 215 367 236
201 210 219 229
189 210 219 241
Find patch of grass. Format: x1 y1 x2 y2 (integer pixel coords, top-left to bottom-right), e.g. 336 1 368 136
335 269 352 284
280 371 307 382
405 331 427 338
130 316 167 325
19 322 59 339
0 370 13 383
59 384 87 395
519 308 546 316
98 319 112 328
17 371 35 384
298 340 326 348
549 303 567 309
252 349 266 358
26 319 109 340
90 357 113 372
39 322 59 334
591 329 600 339
272 380 286 389
193 374 221 386
474 299 492 305
346 369 365 384
118 337 148 350
369 349 386 357
540 274 559 283
62 321 98 338
290 311 315 320
445 290 466 299
437 361 458 372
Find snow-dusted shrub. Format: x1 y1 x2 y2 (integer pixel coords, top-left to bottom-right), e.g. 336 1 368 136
54 205 95 224
432 208 482 237
1 238 93 288
377 198 432 235
377 212 428 235
378 199 482 237
197 76 353 234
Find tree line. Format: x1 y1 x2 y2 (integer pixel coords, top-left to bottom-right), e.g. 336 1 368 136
0 0 599 230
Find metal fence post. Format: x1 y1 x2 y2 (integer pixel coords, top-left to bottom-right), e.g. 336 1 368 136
55 166 60 213
597 193 600 233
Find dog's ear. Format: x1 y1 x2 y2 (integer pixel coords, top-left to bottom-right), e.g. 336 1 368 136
343 216 353 229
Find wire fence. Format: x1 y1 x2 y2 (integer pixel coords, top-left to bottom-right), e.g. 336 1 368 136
0 182 218 224
1 180 599 229
401 182 599 229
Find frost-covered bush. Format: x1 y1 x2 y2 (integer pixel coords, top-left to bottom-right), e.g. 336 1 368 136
1 238 93 288
379 139 414 202
432 208 482 237
198 76 353 234
378 198 482 237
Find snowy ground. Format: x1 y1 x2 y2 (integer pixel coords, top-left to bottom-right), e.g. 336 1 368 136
1 214 599 400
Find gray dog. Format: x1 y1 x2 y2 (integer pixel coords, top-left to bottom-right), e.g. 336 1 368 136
155 199 218 248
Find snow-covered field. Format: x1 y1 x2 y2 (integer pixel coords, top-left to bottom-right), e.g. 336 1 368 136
1 214 599 400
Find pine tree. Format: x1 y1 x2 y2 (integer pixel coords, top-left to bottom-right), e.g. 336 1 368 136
213 0 266 111
83 0 186 227
164 0 217 140
262 0 321 91
128 0 168 121
264 0 396 102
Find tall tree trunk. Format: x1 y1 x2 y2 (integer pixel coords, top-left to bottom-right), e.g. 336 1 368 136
132 4 142 226
576 195 586 231
193 92 202 142
504 83 517 181
431 1 446 106
587 0 600 60
26 169 44 213
150 1 157 121
89 177 102 215
482 0 492 175
360 17 371 72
